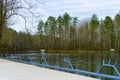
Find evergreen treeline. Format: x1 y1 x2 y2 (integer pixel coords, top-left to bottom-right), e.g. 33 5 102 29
0 12 120 53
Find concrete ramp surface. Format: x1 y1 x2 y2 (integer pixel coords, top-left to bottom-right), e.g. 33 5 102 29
0 59 99 80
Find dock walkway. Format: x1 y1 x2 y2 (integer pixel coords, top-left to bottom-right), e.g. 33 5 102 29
0 59 99 80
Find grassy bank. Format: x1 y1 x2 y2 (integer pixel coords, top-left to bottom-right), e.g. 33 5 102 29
47 50 111 53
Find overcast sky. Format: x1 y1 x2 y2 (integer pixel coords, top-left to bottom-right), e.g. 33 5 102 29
9 0 120 33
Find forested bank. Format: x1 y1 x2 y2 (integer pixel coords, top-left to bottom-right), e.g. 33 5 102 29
0 12 120 53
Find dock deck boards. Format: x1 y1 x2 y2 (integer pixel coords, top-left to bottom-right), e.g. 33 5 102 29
0 59 100 80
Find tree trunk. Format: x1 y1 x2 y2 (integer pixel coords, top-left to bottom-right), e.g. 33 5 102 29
0 0 3 40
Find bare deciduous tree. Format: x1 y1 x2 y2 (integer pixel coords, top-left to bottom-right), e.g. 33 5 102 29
0 0 41 40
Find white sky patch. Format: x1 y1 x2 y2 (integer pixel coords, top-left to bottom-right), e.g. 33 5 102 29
9 16 27 32
9 0 120 33
41 0 120 21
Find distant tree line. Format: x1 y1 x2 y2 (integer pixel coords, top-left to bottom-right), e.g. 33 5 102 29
0 12 120 53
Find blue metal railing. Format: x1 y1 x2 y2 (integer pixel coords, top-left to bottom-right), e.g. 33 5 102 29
0 53 120 80
61 57 74 69
97 59 120 77
40 56 48 65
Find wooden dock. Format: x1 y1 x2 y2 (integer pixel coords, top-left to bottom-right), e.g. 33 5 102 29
0 59 100 80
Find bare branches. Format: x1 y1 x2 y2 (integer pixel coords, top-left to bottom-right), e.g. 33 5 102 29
0 0 41 40
19 6 35 17
8 13 27 30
